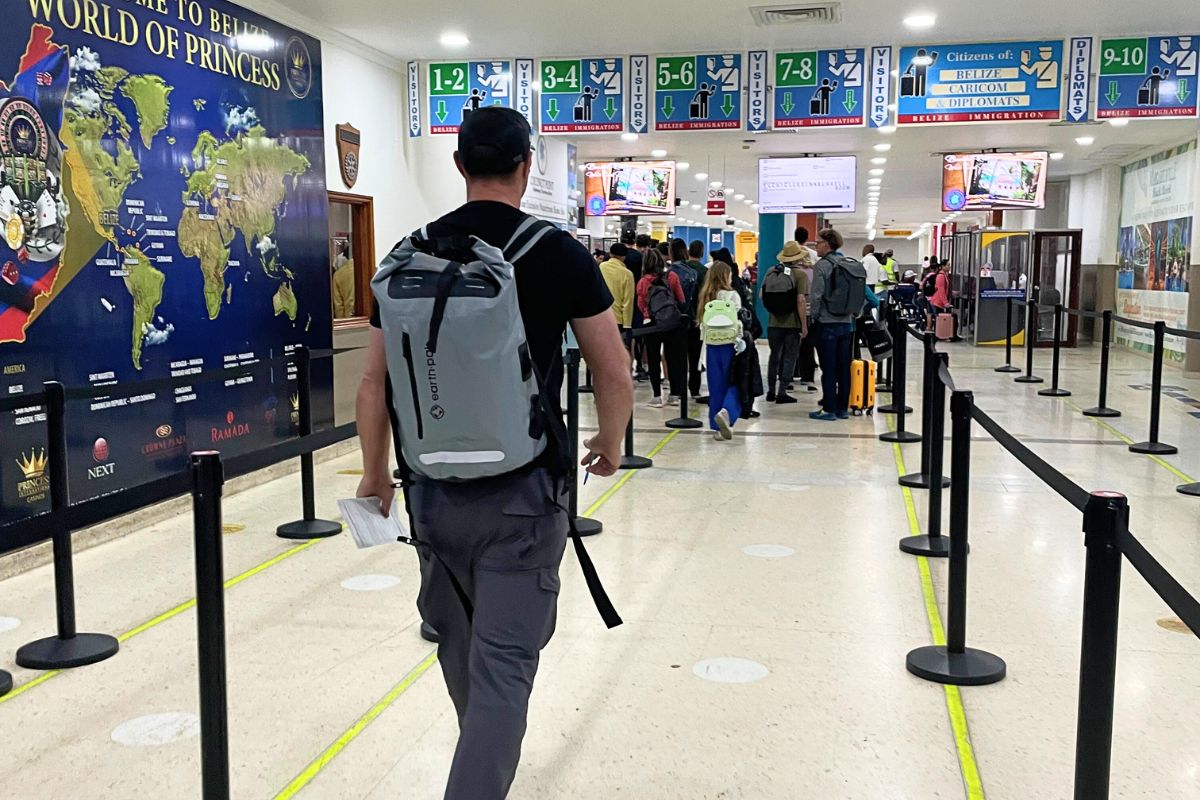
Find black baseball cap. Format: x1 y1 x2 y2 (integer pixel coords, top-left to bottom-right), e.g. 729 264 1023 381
457 107 532 177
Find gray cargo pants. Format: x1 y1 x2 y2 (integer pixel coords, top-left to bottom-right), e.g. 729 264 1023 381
408 467 569 800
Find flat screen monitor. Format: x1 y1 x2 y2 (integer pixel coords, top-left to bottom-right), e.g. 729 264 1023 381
942 152 1049 211
758 156 857 214
584 161 677 216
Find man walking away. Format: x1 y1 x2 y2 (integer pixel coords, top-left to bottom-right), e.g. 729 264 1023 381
761 241 810 404
809 228 866 421
355 106 633 800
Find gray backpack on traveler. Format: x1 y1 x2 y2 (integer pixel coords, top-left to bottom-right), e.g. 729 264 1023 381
822 255 868 317
371 216 559 482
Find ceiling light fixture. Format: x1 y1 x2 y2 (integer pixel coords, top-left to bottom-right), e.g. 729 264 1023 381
439 31 470 47
1049 152 1065 160
734 193 746 200
871 157 888 165
868 178 882 185
1108 118 1130 127
1075 135 1095 146
903 12 937 29
695 172 709 180
879 125 897 134
677 161 690 170
621 132 639 142
874 143 892 152
710 180 723 188
651 148 668 158
869 168 885 176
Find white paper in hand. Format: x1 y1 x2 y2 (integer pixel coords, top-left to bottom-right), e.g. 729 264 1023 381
337 498 409 549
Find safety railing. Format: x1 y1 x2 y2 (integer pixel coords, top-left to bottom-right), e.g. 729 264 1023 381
895 329 1200 799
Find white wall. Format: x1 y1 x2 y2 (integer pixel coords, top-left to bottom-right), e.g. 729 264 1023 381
1067 165 1122 264
842 237 921 270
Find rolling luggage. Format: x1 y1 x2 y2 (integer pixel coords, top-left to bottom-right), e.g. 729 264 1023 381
936 312 955 341
850 359 876 416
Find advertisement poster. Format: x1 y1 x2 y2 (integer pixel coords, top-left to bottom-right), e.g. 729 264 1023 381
427 60 513 135
654 53 742 131
897 40 1064 124
538 57 623 133
520 136 571 224
773 48 866 128
1 1 331 532
1098 36 1199 120
1116 142 1195 359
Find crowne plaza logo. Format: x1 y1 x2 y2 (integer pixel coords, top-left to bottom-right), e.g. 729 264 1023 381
143 424 186 458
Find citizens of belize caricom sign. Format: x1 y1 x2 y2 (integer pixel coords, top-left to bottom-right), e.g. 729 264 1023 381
0 0 333 534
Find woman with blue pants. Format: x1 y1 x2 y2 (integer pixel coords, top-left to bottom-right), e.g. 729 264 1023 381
697 261 744 441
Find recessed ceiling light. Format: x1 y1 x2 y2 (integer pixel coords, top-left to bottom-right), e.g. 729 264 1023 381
680 200 690 207
743 199 753 205
695 172 709 180
677 161 690 170
621 132 639 142
710 180 723 188
439 31 470 47
879 125 897 134
734 193 746 200
874 143 892 152
651 148 668 157
871 157 888 165
1049 152 1065 160
1075 135 1095 146
752 203 759 209
904 13 937 30
869 168 885 176
868 178 882 185
1108 118 1130 127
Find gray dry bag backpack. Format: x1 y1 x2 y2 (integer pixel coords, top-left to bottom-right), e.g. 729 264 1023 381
371 216 560 482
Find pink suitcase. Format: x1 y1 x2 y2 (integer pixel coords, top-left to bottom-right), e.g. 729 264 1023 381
936 312 954 340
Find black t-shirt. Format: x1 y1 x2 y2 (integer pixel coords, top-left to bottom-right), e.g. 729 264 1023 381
625 248 643 281
371 200 613 423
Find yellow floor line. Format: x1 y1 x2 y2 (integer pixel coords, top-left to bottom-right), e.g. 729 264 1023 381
889 430 986 800
1064 398 1198 484
0 538 323 706
272 650 440 800
271 429 681 796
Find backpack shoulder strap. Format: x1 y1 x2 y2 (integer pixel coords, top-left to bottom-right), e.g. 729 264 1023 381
503 216 558 264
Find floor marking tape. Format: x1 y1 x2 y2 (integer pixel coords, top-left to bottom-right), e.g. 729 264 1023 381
889 428 986 800
272 429 681 795
0 538 323 706
271 649 440 800
1064 399 1198 484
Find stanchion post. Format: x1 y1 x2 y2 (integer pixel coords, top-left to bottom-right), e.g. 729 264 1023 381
1129 321 1178 455
277 347 343 540
0 669 10 697
1073 491 1128 800
906 390 1006 684
878 311 913 416
995 296 1021 373
665 335 704 430
1015 301 1044 384
580 366 594 395
899 334 948 488
191 452 231 800
566 345 603 536
621 412 653 470
901 353 951 556
1084 310 1121 418
1039 304 1072 398
15 382 120 671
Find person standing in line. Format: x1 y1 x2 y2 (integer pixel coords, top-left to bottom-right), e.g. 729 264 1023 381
698 261 744 440
600 243 635 342
669 238 701 404
636 249 687 407
930 258 952 320
626 233 648 380
355 106 632 800
794 225 820 264
760 241 810 404
862 244 884 294
809 228 862 421
712 247 764 417
686 240 709 402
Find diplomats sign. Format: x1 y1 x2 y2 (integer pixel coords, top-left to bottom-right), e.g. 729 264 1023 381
1066 37 1093 123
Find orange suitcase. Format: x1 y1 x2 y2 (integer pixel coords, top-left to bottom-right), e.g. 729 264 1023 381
850 359 876 415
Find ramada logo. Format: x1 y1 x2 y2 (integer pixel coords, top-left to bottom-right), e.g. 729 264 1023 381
211 411 251 443
143 424 187 457
87 437 115 480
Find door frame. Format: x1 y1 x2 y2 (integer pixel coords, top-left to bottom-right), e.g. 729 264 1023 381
1032 229 1082 348
328 191 376 328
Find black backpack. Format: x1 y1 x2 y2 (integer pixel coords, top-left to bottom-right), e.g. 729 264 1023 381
761 266 798 316
647 275 683 331
669 261 699 318
823 255 868 317
922 272 938 297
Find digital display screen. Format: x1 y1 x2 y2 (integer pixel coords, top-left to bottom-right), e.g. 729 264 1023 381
758 156 857 214
584 161 677 216
942 152 1049 211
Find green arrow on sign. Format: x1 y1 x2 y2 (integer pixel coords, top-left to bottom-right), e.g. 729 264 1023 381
547 98 560 120
662 95 675 117
1105 81 1121 106
843 89 858 114
781 92 796 116
436 100 448 123
605 97 617 120
1179 79 1192 103
721 94 735 117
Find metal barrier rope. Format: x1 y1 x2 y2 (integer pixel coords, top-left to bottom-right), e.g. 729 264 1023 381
969 405 1091 512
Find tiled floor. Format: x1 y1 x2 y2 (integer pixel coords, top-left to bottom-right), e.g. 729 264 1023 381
1 339 1198 799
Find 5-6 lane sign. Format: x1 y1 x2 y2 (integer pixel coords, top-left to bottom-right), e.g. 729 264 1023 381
654 53 742 131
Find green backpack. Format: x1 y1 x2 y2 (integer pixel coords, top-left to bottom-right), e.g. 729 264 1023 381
702 298 740 345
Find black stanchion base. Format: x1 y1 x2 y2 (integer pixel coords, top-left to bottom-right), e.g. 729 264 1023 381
899 535 951 558
877 404 913 415
420 622 440 644
1176 482 1200 497
877 383 893 394
906 645 1007 686
880 430 922 444
621 455 654 470
16 632 119 670
899 472 951 489
575 517 603 537
579 386 594 395
1037 388 1072 397
1082 407 1122 418
1014 375 1045 384
0 669 11 697
1129 441 1179 456
994 365 1022 374
666 417 704 430
277 518 344 540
